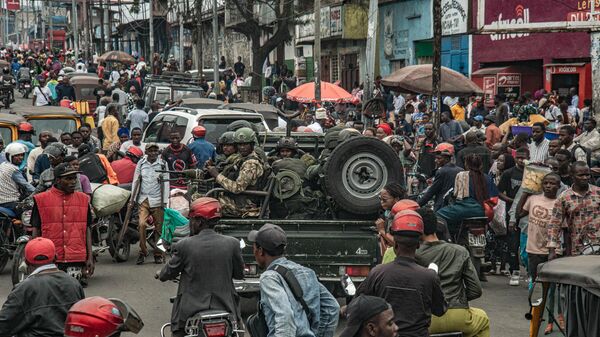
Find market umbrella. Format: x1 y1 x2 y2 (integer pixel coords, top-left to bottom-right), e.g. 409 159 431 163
287 81 354 103
98 51 136 64
381 64 483 96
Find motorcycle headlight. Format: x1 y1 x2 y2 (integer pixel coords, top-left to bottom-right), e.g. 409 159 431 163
21 210 31 226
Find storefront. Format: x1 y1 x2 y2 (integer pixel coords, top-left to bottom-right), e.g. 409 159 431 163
472 0 591 106
471 64 542 107
543 63 591 106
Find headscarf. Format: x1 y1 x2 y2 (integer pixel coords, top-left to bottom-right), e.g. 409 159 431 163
117 127 130 138
377 123 392 136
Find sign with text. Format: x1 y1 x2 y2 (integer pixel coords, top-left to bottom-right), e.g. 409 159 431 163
497 73 521 87
442 0 468 36
330 6 342 36
6 0 20 10
483 76 496 106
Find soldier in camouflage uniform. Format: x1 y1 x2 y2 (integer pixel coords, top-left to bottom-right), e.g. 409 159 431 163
206 127 266 217
214 131 239 175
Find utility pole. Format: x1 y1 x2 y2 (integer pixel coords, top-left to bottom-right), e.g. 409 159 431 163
195 0 203 72
179 5 184 69
314 0 321 103
149 0 154 63
4 0 8 46
432 0 442 128
104 1 110 52
72 0 79 60
212 0 218 90
364 0 378 102
591 1 600 120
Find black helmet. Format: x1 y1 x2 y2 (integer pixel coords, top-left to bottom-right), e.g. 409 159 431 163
276 137 297 151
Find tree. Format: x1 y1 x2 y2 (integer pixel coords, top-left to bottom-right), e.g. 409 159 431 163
227 0 298 88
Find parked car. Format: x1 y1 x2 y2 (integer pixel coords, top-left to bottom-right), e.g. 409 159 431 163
142 72 206 110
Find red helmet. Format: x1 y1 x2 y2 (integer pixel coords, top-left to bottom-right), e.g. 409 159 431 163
17 122 34 133
390 210 424 236
64 297 124 337
126 146 143 159
189 197 221 219
192 125 206 138
434 143 454 156
390 199 420 217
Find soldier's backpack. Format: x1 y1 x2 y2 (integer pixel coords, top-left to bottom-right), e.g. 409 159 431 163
78 153 108 183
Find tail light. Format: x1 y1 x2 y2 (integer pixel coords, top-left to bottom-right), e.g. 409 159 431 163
203 322 228 337
469 228 485 236
244 264 257 275
341 266 370 277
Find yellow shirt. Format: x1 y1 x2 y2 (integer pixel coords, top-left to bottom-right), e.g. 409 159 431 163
451 104 466 121
102 115 120 150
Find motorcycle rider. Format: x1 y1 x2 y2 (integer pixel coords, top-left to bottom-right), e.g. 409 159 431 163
15 122 36 171
158 197 244 337
111 146 143 185
64 296 144 337
0 66 15 104
417 143 463 211
0 237 85 336
0 143 35 213
188 125 216 169
31 163 95 286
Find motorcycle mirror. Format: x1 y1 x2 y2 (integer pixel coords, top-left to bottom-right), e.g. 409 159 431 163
428 263 439 274
340 274 356 296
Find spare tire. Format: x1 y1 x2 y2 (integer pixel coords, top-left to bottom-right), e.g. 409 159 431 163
323 137 402 214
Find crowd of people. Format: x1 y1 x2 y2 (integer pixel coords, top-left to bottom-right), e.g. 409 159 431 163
0 46 598 337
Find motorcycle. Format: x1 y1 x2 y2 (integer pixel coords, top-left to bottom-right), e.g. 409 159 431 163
0 84 13 108
18 77 32 99
158 275 243 337
454 217 488 279
0 204 32 277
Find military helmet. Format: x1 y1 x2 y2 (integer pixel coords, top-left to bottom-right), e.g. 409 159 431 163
227 120 256 132
233 127 257 144
276 137 297 151
218 131 236 145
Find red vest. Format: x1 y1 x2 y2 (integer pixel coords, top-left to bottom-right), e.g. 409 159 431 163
34 187 90 263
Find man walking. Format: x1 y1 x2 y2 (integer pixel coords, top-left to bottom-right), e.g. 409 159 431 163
416 208 489 337
132 143 169 265
0 238 84 336
249 223 340 337
356 210 447 336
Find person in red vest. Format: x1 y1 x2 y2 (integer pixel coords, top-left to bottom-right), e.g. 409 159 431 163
31 162 94 286
111 146 143 185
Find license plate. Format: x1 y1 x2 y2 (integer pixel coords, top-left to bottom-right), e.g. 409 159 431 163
468 233 486 247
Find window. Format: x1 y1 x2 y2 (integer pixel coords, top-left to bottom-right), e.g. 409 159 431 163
143 114 189 143
173 89 204 100
154 89 171 105
201 118 264 144
28 119 77 145
0 128 12 145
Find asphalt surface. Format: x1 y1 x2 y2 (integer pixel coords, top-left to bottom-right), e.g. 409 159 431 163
0 96 552 336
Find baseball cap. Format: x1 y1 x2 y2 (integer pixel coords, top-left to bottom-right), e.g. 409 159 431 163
390 210 424 237
25 237 56 265
433 143 454 156
145 143 159 151
53 163 81 178
473 115 484 122
247 223 287 252
340 295 391 337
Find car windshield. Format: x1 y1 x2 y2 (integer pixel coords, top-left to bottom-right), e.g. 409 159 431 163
201 118 265 144
0 127 12 144
173 89 204 100
143 114 189 143
28 118 77 145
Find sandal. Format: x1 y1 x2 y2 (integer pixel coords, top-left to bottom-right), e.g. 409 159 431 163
544 323 553 335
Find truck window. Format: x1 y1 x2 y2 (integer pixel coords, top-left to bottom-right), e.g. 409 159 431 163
154 89 171 105
0 128 12 144
200 118 264 144
173 89 204 100
28 118 77 145
144 114 189 143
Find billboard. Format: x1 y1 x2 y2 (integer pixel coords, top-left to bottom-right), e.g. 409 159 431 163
442 0 469 35
472 0 590 65
6 0 20 10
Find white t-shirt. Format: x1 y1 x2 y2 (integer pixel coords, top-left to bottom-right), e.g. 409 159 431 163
127 109 149 132
110 70 120 85
33 86 52 106
308 122 323 133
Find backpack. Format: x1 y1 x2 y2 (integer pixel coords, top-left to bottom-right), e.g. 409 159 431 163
571 144 592 167
78 153 108 183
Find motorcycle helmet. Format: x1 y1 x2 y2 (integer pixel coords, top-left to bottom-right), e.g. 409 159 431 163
191 125 206 138
233 127 257 144
65 296 143 337
189 197 221 219
390 199 420 217
126 146 143 159
17 122 35 134
390 210 424 237
4 143 27 163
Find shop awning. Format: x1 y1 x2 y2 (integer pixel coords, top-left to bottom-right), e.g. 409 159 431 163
543 63 586 67
471 67 509 76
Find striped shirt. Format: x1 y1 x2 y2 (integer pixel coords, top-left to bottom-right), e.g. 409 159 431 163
528 138 550 163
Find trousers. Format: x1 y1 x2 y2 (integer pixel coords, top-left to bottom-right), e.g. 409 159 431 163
138 199 164 257
429 307 490 337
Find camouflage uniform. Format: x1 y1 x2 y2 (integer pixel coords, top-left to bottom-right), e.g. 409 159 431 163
216 151 265 217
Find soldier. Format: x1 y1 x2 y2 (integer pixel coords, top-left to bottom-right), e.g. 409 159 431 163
206 127 266 217
214 131 238 171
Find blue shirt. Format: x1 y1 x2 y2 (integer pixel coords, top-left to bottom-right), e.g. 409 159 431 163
188 138 216 168
260 257 339 337
15 140 35 171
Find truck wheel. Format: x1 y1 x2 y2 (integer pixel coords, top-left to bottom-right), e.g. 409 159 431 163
323 137 402 214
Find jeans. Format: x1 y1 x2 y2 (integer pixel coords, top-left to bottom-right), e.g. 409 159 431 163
429 307 490 337
506 229 520 273
527 253 548 282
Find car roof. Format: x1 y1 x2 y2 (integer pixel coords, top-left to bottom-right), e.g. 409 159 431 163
158 108 265 121
69 75 102 85
11 106 79 117
0 113 26 124
222 103 279 120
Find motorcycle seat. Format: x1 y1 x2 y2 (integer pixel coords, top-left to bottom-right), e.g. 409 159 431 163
0 206 17 218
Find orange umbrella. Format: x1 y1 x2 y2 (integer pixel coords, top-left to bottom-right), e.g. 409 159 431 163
287 81 354 103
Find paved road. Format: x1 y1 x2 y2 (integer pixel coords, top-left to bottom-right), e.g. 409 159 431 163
0 244 540 337
1 96 551 336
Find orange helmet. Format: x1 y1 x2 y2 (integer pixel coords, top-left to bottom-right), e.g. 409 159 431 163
192 125 206 138
390 199 420 217
189 197 221 219
17 122 34 133
390 210 424 237
434 143 455 156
